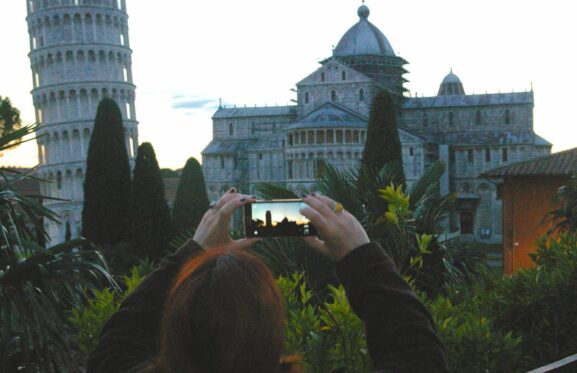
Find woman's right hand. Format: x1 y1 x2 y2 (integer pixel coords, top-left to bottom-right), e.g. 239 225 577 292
192 188 258 251
300 194 370 261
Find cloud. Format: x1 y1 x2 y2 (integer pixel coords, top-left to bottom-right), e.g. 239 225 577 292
171 97 218 110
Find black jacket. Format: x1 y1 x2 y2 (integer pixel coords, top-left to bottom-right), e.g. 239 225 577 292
87 241 448 372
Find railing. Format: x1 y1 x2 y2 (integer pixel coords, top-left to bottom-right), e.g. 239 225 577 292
527 354 577 372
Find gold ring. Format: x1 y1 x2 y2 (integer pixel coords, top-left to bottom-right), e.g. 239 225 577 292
333 202 344 214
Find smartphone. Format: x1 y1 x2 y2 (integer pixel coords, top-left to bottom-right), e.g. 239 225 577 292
244 199 317 238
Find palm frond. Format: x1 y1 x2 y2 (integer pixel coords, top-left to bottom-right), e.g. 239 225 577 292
0 124 37 152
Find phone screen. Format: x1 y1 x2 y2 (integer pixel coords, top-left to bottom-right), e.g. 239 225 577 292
244 199 317 238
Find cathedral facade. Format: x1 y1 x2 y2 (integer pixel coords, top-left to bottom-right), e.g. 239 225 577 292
202 4 551 242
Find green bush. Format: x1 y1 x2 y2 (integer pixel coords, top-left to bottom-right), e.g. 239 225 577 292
425 233 577 372
278 272 370 372
71 234 577 372
69 262 153 355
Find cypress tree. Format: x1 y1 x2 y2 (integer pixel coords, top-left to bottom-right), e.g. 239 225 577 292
82 98 131 245
171 157 209 236
361 89 406 186
127 142 171 259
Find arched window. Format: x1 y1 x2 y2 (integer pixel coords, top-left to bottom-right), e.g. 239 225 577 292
505 109 511 125
228 123 234 136
476 110 482 125
56 172 63 190
342 71 346 81
321 72 325 82
304 92 309 104
359 89 364 101
449 112 454 126
331 90 336 102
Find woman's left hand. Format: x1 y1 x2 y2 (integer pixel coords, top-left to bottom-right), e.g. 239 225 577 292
193 188 258 251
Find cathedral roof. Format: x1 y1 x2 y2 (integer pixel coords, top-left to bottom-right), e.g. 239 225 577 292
439 130 551 147
212 105 296 119
286 103 367 130
404 91 533 109
333 5 395 58
202 139 255 155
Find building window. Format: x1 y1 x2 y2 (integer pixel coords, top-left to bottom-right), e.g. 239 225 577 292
409 147 414 156
476 110 482 125
336 130 343 144
287 160 293 179
315 160 327 178
342 71 346 81
505 109 511 125
502 148 509 162
485 148 491 162
258 153 263 160
460 211 474 234
359 89 364 101
220 157 225 169
304 92 309 104
228 123 234 136
288 134 293 146
56 172 63 190
468 149 474 162
331 90 336 102
281 140 285 147
449 111 454 127
496 184 504 200
423 113 428 127
321 72 325 82
307 130 314 144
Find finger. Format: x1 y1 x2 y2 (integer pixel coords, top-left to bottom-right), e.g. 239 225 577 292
315 194 339 210
232 238 260 251
302 237 331 257
215 189 238 209
300 206 327 229
303 195 334 217
219 194 256 218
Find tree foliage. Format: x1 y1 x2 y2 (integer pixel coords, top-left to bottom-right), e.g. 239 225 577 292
171 157 209 236
82 98 132 245
0 125 115 372
361 89 406 187
549 174 577 235
0 96 22 137
127 142 171 260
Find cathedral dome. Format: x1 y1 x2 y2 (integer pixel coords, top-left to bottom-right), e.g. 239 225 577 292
334 4 395 57
438 70 465 96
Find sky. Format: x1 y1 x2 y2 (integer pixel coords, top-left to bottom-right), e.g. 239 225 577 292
1 0 576 169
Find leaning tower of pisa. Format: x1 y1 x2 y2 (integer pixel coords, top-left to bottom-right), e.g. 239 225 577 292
26 0 138 244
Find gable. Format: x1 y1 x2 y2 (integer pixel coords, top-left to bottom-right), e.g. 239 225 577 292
296 58 372 87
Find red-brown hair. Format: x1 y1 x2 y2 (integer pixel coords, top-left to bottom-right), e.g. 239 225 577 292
158 248 286 373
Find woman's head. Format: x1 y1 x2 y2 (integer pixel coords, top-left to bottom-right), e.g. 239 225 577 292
159 248 285 373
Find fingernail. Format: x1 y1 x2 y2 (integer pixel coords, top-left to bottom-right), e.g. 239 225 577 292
229 187 237 193
240 197 246 202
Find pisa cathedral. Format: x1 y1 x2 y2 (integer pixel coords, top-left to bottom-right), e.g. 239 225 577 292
26 0 138 243
202 4 551 242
